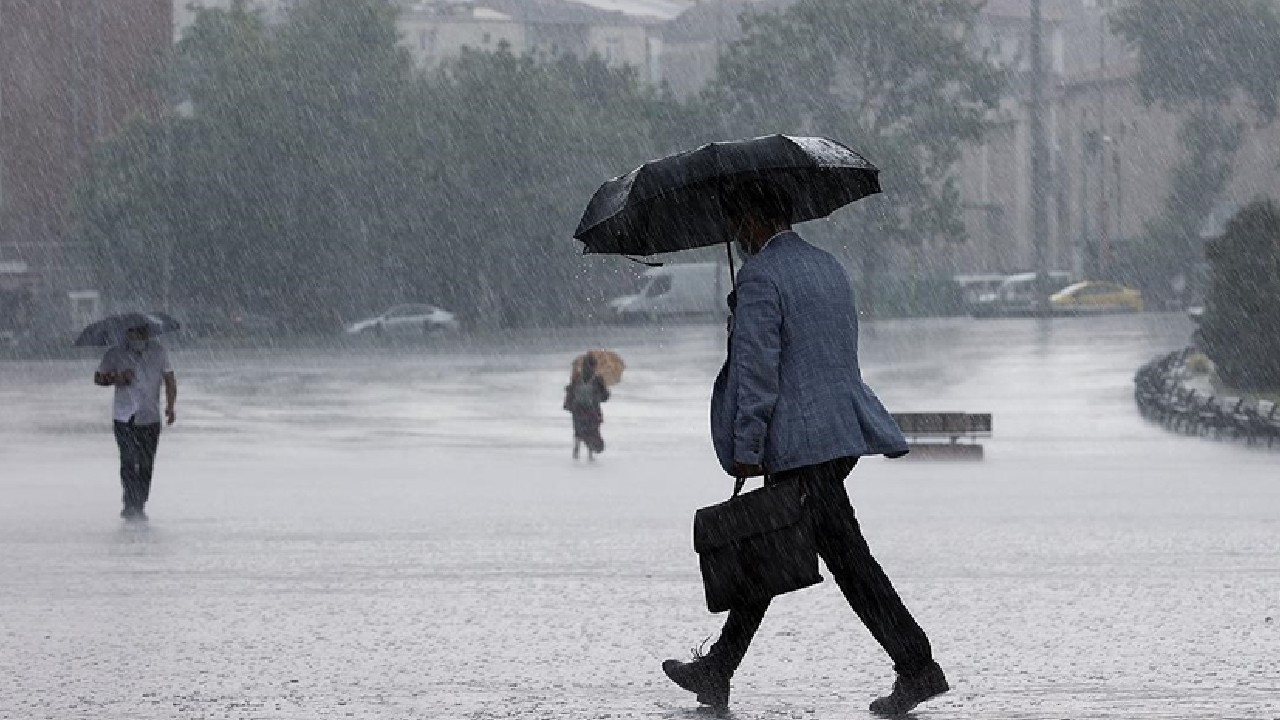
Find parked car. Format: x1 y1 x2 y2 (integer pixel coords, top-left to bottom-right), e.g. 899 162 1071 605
344 304 460 336
609 262 732 323
224 310 283 335
953 273 1010 315
971 271 1074 317
1050 281 1144 314
180 307 285 338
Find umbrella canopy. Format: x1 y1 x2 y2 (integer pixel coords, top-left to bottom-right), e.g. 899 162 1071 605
572 350 625 386
73 311 181 347
574 134 880 257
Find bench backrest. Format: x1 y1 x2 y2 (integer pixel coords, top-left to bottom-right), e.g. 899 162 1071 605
893 412 992 436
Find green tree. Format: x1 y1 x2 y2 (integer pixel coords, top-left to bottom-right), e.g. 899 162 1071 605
700 0 1003 278
426 47 689 327
1111 0 1280 296
78 0 453 328
1197 200 1280 390
167 1 288 313
73 120 179 305
1111 0 1280 119
71 0 687 329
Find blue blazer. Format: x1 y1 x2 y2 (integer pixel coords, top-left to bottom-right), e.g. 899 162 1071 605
711 232 908 475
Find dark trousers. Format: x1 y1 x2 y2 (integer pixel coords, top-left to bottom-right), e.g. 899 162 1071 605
113 420 161 510
708 457 934 677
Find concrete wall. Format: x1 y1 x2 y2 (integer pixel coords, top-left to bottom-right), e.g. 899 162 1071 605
657 37 716 97
398 7 654 77
174 0 296 42
399 14 526 66
585 23 649 68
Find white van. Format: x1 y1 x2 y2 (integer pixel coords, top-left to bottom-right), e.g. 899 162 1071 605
972 271 1074 316
609 262 732 322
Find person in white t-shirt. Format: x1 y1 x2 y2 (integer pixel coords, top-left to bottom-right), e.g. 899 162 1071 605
94 323 177 520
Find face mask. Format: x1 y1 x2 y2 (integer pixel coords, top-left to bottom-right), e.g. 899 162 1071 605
127 338 148 352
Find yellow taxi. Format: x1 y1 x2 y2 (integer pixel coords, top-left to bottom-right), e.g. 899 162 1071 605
1049 281 1144 314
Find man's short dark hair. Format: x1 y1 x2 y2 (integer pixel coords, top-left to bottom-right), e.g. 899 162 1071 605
720 179 793 225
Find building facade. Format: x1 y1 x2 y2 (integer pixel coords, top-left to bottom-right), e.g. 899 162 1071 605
0 0 172 336
175 0 662 80
657 0 758 98
954 0 1280 289
952 0 1073 277
397 0 660 80
174 0 299 40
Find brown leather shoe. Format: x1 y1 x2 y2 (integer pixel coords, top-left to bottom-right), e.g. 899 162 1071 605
869 661 949 716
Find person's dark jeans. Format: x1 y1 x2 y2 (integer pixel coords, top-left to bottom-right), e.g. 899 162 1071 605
113 420 161 511
707 457 934 677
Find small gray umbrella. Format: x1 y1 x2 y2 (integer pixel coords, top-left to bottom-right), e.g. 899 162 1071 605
73 311 181 347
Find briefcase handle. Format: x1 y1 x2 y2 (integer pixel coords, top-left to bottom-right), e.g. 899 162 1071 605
731 472 773 498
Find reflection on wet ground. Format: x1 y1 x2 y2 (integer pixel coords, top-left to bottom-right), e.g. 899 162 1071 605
1 314 1277 718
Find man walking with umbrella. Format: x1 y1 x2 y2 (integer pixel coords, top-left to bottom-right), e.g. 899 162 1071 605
659 180 947 715
91 317 177 520
574 136 949 716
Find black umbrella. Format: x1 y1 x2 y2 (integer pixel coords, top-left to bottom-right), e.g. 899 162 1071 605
574 134 881 258
73 311 181 347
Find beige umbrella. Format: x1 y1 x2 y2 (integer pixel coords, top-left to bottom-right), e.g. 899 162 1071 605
571 349 625 386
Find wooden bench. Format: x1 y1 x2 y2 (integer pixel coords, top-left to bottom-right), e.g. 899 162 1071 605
891 412 992 460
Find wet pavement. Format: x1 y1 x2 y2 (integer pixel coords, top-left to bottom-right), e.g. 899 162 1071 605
1 313 1277 719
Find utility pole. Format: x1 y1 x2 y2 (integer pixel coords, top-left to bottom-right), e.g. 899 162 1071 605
92 0 104 143
1029 0 1051 313
1097 5 1110 277
1078 129 1091 281
1113 135 1123 247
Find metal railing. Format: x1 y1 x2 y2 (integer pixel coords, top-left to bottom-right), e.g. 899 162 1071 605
1134 349 1280 447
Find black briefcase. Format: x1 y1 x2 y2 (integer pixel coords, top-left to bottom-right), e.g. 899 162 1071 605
693 477 823 613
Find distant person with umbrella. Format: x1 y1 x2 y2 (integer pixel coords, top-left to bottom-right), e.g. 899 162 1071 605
576 136 947 716
564 351 614 460
82 313 179 521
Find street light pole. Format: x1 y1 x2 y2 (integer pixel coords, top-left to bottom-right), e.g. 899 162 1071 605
1030 0 1051 312
1113 134 1124 246
1079 127 1091 281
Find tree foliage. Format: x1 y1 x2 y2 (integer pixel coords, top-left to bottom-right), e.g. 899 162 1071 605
1110 0 1280 121
1111 0 1280 287
71 0 1002 328
71 0 682 329
1197 200 1280 390
701 0 1003 250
